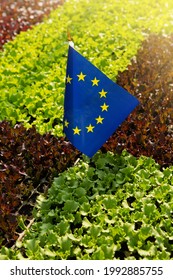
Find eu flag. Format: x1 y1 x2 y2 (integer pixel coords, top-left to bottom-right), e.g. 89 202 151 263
64 46 139 157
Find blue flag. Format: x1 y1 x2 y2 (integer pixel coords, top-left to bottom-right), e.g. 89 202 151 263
63 46 139 157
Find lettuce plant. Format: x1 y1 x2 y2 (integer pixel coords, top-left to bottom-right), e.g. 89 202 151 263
1 0 173 135
0 121 80 248
0 0 64 49
102 34 173 168
1 151 172 260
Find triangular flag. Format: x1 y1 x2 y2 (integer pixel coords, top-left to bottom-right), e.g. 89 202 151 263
63 46 139 157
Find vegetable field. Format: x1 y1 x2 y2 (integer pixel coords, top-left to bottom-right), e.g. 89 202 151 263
0 0 173 260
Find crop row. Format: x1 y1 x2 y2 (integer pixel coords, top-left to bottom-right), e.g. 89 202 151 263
102 33 173 167
1 151 173 260
0 0 64 49
1 0 173 136
0 121 79 247
0 0 173 258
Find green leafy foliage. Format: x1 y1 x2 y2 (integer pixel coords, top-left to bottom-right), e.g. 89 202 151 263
0 121 80 248
102 34 173 167
1 151 172 260
1 0 173 135
0 0 173 260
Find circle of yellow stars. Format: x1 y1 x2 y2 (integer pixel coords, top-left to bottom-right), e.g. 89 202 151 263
65 72 110 135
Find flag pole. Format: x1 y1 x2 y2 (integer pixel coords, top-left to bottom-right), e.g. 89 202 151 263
67 29 74 48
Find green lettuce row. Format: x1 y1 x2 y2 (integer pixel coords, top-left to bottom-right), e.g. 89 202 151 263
1 151 173 260
1 0 173 136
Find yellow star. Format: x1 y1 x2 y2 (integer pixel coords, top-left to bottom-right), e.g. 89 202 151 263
66 75 72 84
73 126 81 135
77 72 86 81
99 89 107 98
95 116 104 124
86 124 95 133
101 103 109 111
64 120 69 127
91 77 100 86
